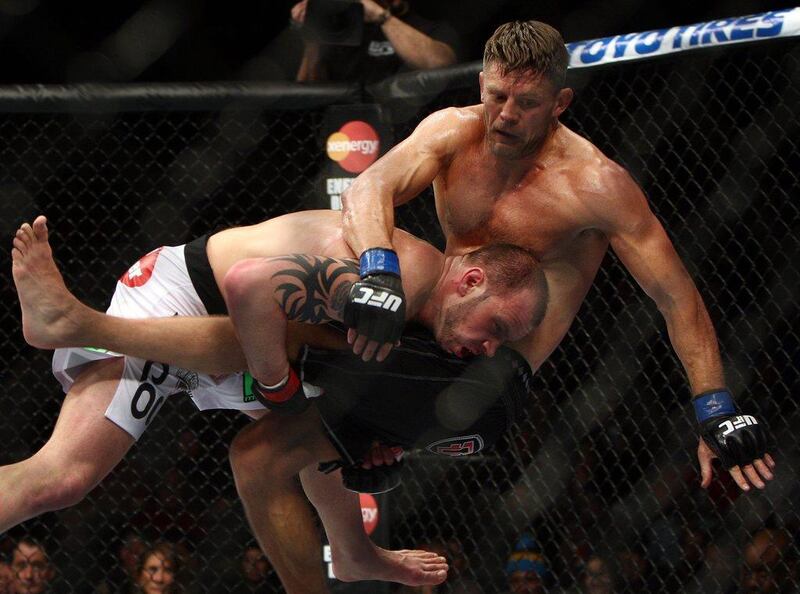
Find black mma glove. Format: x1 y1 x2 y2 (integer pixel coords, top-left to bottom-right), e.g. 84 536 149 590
694 389 769 469
341 459 404 495
252 366 310 415
343 248 406 346
317 453 404 495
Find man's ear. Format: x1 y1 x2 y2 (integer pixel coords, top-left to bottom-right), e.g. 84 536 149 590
457 267 486 296
553 87 573 118
479 71 485 102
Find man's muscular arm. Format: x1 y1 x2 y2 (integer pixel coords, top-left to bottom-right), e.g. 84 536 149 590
592 164 774 491
341 108 462 255
340 109 464 355
224 255 359 386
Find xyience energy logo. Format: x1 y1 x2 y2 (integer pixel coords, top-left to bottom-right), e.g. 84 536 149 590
359 493 379 536
120 247 163 287
326 120 380 173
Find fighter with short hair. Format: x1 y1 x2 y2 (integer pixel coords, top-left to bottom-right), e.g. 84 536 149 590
10 211 547 590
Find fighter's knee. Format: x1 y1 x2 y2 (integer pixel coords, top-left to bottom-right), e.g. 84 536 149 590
28 465 96 512
229 423 296 490
229 425 278 474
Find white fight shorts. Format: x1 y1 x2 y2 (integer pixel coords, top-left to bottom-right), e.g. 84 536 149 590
51 240 263 440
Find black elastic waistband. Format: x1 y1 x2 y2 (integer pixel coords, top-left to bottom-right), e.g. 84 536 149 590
184 235 228 315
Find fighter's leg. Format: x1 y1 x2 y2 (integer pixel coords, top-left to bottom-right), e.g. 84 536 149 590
229 407 336 594
12 216 245 373
12 216 346 374
300 467 448 585
0 358 134 532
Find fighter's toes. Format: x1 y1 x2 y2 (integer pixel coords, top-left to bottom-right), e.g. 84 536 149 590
31 215 48 240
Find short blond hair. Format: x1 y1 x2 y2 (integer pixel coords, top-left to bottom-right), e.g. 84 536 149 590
483 21 569 88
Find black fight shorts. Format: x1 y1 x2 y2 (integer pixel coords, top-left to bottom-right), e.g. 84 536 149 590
300 326 533 465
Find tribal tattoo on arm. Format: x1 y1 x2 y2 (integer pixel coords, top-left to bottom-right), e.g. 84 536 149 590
269 255 358 323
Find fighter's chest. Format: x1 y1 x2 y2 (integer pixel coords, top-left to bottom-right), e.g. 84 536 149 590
435 171 586 258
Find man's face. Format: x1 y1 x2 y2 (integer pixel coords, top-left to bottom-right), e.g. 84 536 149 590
10 543 53 594
241 547 271 584
480 62 568 160
508 570 544 594
437 287 535 358
740 536 788 593
138 552 175 594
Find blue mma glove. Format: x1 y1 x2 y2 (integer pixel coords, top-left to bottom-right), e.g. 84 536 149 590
694 389 769 469
343 248 406 345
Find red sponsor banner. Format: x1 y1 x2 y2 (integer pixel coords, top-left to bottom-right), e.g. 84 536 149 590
319 104 393 210
120 247 163 287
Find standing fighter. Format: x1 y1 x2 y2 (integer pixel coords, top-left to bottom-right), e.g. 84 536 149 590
338 20 774 492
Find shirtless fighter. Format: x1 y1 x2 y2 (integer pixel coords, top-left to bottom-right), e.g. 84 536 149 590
9 213 546 591
339 19 774 492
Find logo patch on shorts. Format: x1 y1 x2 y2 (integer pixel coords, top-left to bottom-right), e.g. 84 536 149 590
426 435 485 457
120 247 163 287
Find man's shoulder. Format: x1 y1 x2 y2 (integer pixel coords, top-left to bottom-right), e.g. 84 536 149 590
416 105 484 151
558 125 634 193
423 105 482 130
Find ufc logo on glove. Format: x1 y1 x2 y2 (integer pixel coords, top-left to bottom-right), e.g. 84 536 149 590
718 415 758 436
351 286 403 312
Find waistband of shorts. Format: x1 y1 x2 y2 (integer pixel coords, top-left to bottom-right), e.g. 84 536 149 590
184 235 228 315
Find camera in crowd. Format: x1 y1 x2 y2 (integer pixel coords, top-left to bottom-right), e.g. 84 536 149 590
303 0 364 46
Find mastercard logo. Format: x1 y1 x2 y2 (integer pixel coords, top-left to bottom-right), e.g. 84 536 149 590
326 120 380 173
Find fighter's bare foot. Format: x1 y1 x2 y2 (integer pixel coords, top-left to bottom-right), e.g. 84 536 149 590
332 546 448 586
11 216 93 348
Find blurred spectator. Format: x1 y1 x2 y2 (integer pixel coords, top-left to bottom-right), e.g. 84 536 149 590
734 528 794 594
134 543 181 594
8 538 54 594
614 547 650 593
291 0 458 83
238 545 280 592
579 555 617 594
504 534 551 594
95 531 147 594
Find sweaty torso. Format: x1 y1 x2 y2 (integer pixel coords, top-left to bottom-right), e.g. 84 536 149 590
432 106 614 368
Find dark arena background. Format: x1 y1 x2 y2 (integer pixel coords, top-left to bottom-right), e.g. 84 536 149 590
0 2 799 593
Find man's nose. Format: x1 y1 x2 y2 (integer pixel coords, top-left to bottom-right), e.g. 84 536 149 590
499 99 519 122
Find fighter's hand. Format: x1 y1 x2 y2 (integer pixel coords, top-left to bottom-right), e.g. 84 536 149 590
698 438 775 491
343 248 406 362
361 441 404 469
340 443 405 494
693 389 775 492
360 0 388 23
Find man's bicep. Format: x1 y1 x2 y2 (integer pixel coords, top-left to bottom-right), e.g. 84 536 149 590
609 213 695 305
267 255 359 323
351 109 458 206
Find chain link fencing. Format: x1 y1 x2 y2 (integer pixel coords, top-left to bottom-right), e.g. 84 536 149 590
0 35 798 593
